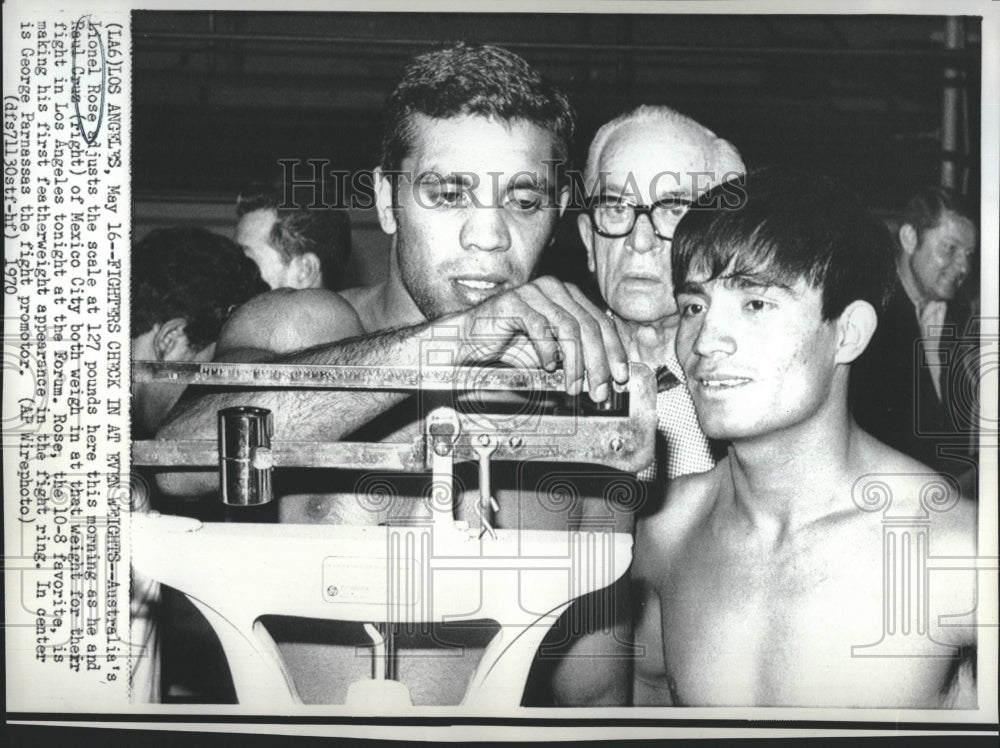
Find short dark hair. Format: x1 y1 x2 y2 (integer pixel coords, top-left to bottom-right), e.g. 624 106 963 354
131 227 269 348
899 185 976 241
380 43 575 175
237 183 352 291
672 167 897 320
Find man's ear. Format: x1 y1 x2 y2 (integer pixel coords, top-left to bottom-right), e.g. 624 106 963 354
834 300 878 364
292 251 322 289
374 167 398 236
577 212 597 273
153 317 193 361
898 223 919 257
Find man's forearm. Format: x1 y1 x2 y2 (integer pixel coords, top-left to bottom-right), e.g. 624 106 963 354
154 323 434 497
152 276 631 499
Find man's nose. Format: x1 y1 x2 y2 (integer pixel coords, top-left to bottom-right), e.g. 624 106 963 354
953 249 971 276
460 205 512 252
626 213 661 254
691 306 736 359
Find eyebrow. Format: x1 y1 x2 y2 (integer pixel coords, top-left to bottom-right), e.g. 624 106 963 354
507 173 549 192
598 182 643 200
721 272 795 294
417 172 476 188
676 272 796 297
655 187 692 201
677 280 706 296
598 187 690 204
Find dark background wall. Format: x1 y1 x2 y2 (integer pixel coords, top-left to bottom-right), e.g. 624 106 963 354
131 11 982 292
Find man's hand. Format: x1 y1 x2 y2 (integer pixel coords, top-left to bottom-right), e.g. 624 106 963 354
447 277 628 402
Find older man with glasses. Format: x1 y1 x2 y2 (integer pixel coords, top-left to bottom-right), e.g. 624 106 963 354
578 105 744 485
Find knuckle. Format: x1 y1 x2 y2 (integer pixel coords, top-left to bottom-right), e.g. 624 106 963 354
577 314 600 340
525 309 549 332
561 317 582 340
549 309 580 338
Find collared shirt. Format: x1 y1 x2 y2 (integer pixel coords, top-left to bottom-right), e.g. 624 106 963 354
636 348 716 482
604 310 715 481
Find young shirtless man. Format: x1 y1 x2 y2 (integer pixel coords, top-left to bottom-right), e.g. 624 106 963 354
632 167 977 707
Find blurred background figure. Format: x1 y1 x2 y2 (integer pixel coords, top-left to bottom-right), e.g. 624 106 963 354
131 226 269 439
234 182 352 291
850 186 980 497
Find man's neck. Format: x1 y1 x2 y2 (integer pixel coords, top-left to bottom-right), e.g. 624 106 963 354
895 258 936 317
376 275 427 330
612 313 680 368
722 398 858 541
344 271 427 334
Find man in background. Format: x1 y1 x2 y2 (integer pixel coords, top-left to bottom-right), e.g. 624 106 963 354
850 186 979 497
234 181 353 291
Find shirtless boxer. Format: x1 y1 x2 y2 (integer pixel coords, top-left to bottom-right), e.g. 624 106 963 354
632 168 977 707
155 43 627 705
158 43 623 500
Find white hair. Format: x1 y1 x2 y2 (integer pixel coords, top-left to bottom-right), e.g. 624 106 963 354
584 104 745 193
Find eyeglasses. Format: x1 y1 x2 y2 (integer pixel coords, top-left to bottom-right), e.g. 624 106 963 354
587 195 694 239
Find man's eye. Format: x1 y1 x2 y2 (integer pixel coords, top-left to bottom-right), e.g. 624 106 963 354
420 181 470 208
506 189 543 212
680 301 705 317
437 188 470 208
746 299 771 312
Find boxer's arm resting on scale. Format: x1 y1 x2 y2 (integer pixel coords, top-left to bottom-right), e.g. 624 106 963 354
157 289 378 496
155 278 629 498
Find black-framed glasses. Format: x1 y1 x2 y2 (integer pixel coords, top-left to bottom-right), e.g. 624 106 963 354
587 195 694 239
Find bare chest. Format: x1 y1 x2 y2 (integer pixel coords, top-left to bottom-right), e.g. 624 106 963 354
658 528 960 707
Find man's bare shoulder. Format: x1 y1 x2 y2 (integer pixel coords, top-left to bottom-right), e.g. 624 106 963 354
633 461 726 578
649 461 725 529
217 288 365 358
853 431 977 553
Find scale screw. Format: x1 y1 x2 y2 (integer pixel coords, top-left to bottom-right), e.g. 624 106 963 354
509 436 523 449
327 586 339 597
610 437 624 452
